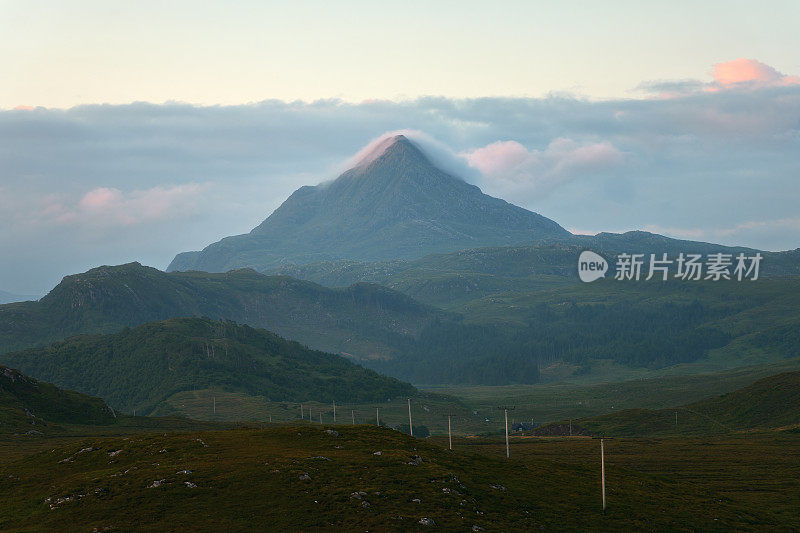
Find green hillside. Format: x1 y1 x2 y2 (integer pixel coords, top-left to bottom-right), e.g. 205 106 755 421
3 263 800 386
0 262 448 361
1 318 416 415
538 370 800 437
366 277 800 384
271 238 800 308
0 365 116 433
271 244 581 308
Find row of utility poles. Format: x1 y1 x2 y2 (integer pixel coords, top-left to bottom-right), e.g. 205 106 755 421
295 398 455 450
217 395 607 512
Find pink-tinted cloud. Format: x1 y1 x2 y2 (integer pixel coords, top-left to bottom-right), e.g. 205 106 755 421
461 138 624 195
710 58 800 90
79 187 123 211
14 105 34 110
42 184 206 228
639 59 800 98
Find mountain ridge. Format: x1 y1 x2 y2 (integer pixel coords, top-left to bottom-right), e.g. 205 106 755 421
0 262 449 361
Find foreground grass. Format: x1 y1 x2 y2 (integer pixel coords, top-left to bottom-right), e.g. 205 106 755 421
2 426 799 530
444 431 800 530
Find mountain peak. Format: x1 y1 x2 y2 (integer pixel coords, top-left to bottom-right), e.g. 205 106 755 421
168 135 569 272
353 134 424 169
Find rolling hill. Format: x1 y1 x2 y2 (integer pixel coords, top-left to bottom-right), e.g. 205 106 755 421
537 370 800 437
365 275 800 383
3 263 800 386
0 317 416 415
0 262 447 361
0 365 117 433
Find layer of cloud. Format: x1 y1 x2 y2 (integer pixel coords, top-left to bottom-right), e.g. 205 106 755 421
711 58 800 90
643 217 800 248
0 58 798 294
640 58 800 97
461 138 624 196
39 184 206 228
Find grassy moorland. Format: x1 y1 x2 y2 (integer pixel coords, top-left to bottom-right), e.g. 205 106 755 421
1 426 797 531
425 358 800 432
136 359 800 437
2 364 798 530
443 431 800 530
535 370 800 438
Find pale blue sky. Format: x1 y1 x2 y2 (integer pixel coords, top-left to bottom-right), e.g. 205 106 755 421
2 0 799 107
1 1 799 295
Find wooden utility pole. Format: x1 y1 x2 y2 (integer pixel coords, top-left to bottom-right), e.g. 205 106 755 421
505 409 510 458
601 437 606 512
448 415 452 450
497 406 515 458
351 410 355 425
213 396 216 415
408 398 413 437
333 400 336 423
300 404 304 419
376 407 380 426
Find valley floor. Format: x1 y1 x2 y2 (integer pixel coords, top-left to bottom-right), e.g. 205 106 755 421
1 425 798 531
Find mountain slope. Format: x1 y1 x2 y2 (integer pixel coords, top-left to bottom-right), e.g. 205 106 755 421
3 263 800 386
0 262 449 361
0 365 116 433
1 317 416 414
270 237 800 308
368 276 800 383
168 135 569 272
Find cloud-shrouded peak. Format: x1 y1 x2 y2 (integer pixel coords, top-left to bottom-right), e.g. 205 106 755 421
712 58 800 89
352 134 408 167
346 130 420 169
341 129 479 181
